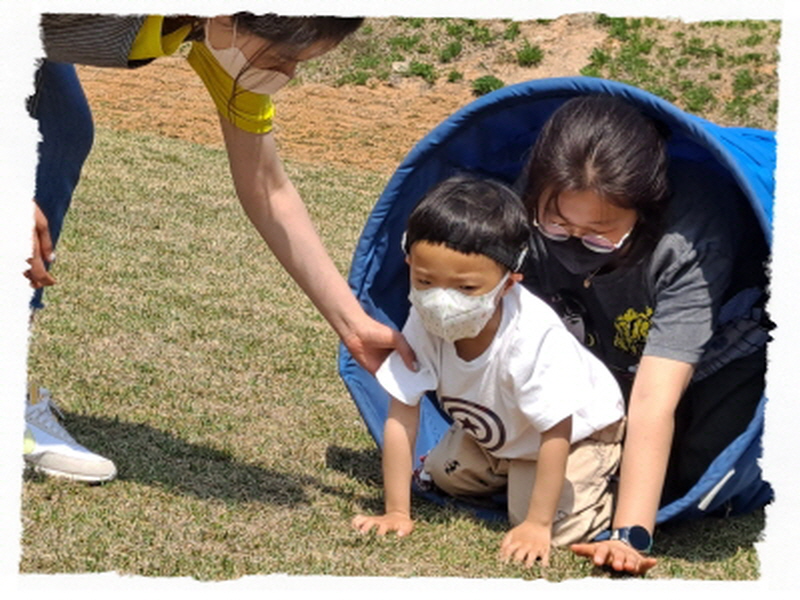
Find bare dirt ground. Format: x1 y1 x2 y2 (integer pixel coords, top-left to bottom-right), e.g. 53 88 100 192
75 15 607 176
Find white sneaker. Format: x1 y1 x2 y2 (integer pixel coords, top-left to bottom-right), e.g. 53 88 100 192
24 387 117 483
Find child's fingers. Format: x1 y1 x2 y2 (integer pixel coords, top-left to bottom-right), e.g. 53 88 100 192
501 542 528 565
352 515 414 537
499 540 516 562
533 548 549 568
351 514 377 533
501 541 549 569
499 531 519 559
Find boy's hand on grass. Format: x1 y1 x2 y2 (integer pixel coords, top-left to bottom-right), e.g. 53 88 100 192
499 521 552 567
351 512 414 537
570 540 657 575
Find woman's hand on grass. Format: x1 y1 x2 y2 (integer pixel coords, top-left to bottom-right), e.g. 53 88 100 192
570 540 657 575
500 521 552 567
351 512 414 537
25 202 56 289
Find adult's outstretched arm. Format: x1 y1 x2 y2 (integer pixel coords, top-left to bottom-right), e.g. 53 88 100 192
218 117 415 374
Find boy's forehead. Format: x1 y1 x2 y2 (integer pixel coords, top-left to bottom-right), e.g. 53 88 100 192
410 240 503 273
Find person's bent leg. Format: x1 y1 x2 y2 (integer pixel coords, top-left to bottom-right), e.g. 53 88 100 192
507 419 624 546
28 60 94 310
24 61 115 483
424 424 508 500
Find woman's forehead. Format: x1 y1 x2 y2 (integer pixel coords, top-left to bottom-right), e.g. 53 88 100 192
542 188 633 223
247 37 336 67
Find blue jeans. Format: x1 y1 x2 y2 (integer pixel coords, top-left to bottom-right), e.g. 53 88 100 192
28 61 94 310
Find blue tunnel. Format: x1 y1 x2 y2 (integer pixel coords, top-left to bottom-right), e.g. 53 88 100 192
338 76 774 524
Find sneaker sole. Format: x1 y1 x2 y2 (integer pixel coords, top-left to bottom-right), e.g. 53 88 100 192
24 459 117 484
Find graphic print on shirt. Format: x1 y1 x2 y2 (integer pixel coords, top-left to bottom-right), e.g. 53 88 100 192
440 397 506 452
612 306 653 356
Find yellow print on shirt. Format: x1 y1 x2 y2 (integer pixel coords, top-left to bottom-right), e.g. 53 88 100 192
613 306 654 355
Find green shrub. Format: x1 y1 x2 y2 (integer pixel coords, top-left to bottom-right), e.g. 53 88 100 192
724 95 757 120
733 69 757 94
447 70 464 83
503 22 521 41
472 75 505 96
645 85 677 103
596 14 638 41
353 54 381 70
335 71 370 86
580 65 602 78
736 52 765 65
682 83 716 112
389 35 420 52
408 61 437 84
683 38 725 60
446 22 466 39
470 25 495 45
587 48 611 68
439 41 463 63
741 33 764 47
769 99 779 117
516 41 544 67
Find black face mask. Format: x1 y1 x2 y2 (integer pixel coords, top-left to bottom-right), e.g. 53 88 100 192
543 236 616 276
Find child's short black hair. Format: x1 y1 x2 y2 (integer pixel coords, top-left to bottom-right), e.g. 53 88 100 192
404 175 530 272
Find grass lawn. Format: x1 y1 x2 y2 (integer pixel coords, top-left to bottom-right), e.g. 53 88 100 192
22 125 767 582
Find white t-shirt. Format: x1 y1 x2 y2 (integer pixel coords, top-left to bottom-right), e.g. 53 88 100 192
376 285 625 461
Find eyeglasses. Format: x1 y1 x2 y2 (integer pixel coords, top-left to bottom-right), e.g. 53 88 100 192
532 214 634 254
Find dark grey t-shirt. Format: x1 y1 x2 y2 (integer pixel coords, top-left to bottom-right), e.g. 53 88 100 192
523 159 770 387
40 14 147 68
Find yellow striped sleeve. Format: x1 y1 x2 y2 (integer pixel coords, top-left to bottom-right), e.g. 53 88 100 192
186 41 275 135
128 15 191 60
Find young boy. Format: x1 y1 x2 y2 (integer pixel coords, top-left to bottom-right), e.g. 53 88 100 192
351 175 625 567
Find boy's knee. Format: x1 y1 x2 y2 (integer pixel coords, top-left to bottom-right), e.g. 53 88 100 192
422 446 463 494
425 446 506 498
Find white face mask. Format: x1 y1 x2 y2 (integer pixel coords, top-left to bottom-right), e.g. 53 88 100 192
204 20 291 95
409 273 510 343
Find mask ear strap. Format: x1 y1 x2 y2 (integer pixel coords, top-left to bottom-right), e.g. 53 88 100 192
231 18 238 46
514 245 529 272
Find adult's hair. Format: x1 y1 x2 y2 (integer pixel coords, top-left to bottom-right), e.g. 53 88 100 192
405 175 531 272
233 12 364 50
522 95 670 243
179 13 364 121
181 13 364 49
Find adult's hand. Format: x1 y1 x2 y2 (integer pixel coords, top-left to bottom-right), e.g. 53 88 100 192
570 540 657 575
342 319 416 375
24 202 56 289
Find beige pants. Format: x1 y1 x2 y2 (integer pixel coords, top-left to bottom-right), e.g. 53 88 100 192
423 418 625 546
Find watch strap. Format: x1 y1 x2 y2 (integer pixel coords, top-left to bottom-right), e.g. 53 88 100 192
610 526 653 554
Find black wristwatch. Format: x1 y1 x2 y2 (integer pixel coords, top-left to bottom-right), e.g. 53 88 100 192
610 526 653 554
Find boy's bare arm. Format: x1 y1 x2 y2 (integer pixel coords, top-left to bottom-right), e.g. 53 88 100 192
525 416 571 526
500 416 571 567
383 399 420 517
352 398 420 536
